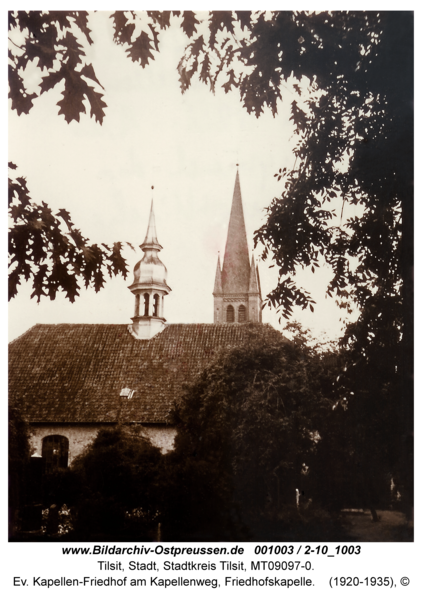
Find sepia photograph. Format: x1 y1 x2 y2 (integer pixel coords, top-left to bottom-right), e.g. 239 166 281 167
8 10 413 545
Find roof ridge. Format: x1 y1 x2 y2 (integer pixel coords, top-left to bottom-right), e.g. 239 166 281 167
12 322 272 331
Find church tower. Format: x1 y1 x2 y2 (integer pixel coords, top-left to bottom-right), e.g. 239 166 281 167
213 170 262 323
128 197 171 339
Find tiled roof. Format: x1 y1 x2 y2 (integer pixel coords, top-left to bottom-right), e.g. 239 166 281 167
9 323 277 424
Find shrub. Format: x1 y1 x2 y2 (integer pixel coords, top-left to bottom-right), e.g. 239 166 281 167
70 426 162 538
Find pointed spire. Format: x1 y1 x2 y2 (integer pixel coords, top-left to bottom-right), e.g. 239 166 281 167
213 252 223 294
221 170 250 294
129 190 171 340
248 253 259 294
255 261 262 298
141 192 162 251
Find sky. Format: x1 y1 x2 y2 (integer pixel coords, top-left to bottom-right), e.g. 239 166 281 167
8 10 359 343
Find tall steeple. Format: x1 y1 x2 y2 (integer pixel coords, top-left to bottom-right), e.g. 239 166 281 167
213 169 262 323
221 170 250 294
128 193 171 339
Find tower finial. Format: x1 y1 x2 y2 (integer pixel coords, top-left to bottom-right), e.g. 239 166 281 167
129 196 171 340
141 198 161 250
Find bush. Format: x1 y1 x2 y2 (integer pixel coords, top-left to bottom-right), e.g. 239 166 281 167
70 426 162 538
9 405 32 537
161 324 334 540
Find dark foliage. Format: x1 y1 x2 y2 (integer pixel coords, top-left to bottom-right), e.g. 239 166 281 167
8 11 201 302
177 9 413 518
178 12 412 330
42 468 78 509
9 405 32 477
8 163 130 302
162 325 335 540
8 11 198 124
306 333 409 520
9 405 32 536
70 426 162 538
9 11 102 122
308 397 395 515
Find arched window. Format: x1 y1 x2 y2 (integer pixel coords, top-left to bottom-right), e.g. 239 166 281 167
134 294 140 317
226 305 235 322
153 294 159 317
144 293 150 316
42 435 69 472
238 305 246 322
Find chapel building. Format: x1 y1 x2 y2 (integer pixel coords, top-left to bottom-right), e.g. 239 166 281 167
9 171 265 469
